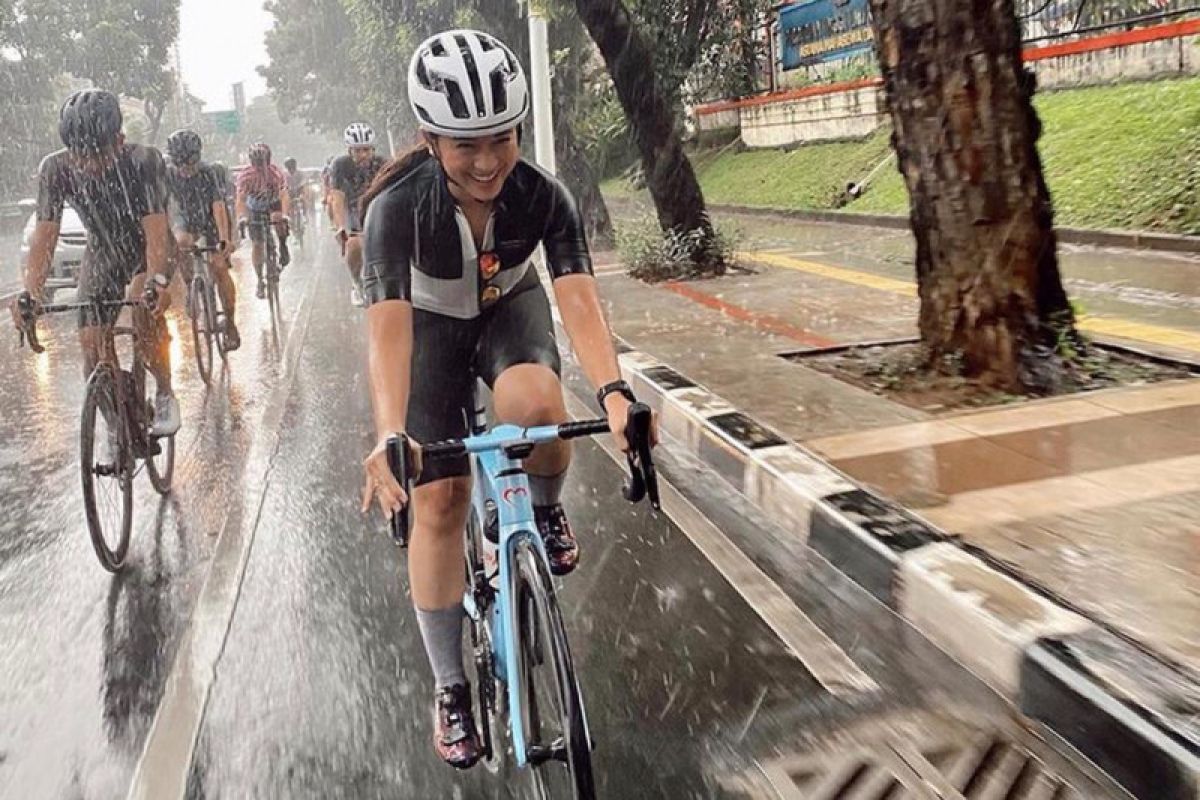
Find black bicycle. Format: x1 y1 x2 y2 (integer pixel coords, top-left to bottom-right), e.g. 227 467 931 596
242 215 283 320
17 290 175 571
186 242 230 385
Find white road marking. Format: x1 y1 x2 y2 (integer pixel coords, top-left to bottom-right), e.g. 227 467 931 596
125 263 323 800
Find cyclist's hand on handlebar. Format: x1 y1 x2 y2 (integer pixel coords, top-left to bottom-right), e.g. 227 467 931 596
10 291 38 334
603 395 660 454
361 434 422 518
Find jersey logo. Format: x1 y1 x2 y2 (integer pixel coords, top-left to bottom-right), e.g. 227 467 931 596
479 251 501 279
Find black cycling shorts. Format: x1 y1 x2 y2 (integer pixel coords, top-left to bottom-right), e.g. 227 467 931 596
409 278 561 486
247 207 281 243
77 249 144 329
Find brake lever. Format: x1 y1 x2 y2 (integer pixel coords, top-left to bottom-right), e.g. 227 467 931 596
621 403 660 511
386 433 415 548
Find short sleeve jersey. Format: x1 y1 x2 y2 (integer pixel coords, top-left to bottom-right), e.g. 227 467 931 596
330 153 387 208
362 157 592 320
167 162 223 230
36 144 169 267
236 164 287 211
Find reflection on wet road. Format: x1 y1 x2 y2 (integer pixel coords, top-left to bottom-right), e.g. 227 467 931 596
0 239 1126 799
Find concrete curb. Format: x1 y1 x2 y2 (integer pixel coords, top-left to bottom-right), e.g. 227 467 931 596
606 196 1200 254
605 345 1200 800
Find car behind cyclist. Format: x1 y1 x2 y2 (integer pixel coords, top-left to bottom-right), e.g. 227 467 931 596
165 129 240 350
329 122 386 307
10 89 181 437
235 142 291 299
358 30 658 770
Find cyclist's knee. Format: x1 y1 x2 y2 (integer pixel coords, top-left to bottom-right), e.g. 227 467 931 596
494 366 566 426
413 478 471 536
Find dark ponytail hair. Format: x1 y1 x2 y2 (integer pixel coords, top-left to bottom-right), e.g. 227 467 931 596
361 143 434 217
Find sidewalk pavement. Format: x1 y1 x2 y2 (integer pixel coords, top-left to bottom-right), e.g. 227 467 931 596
581 234 1200 799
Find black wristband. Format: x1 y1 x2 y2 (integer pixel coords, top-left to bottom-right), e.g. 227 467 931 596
596 379 636 412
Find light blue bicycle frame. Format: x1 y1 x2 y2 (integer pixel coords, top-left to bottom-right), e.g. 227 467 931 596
458 420 591 769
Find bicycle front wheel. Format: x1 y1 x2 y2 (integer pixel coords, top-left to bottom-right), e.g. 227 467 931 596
513 538 595 800
80 366 133 572
190 277 214 385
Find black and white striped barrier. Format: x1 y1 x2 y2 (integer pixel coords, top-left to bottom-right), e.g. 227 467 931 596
599 344 1199 800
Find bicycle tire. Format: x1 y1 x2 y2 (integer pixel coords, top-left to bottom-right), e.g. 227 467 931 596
80 366 133 572
190 277 214 385
144 368 175 495
209 279 229 360
465 508 504 773
513 538 595 800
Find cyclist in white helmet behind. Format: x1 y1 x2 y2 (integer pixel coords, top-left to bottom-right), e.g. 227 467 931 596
330 122 387 306
359 29 658 770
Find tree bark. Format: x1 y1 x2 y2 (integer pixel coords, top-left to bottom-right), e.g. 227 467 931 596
573 0 725 272
869 0 1075 391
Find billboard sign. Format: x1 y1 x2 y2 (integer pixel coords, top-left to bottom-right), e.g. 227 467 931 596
779 0 874 70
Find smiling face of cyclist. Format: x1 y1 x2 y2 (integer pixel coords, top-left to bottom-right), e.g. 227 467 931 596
430 129 519 204
349 145 375 166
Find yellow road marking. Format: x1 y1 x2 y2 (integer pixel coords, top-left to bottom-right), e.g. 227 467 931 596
744 250 917 296
741 250 1200 353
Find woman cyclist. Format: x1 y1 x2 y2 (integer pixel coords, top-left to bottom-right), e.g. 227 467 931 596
359 29 657 769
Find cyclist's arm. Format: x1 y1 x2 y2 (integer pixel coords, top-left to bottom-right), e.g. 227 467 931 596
330 189 348 231
212 200 232 243
362 191 415 436
139 147 172 282
142 213 171 282
23 221 60 298
25 155 64 297
366 301 414 437
277 172 292 217
554 276 624 403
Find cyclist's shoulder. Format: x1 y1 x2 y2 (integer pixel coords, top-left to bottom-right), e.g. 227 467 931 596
125 142 166 170
507 159 572 202
37 148 71 179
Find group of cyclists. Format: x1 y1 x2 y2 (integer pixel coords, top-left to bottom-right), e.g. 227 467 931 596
11 28 658 774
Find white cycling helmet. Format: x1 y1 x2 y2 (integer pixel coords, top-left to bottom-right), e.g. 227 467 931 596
344 122 376 147
407 29 530 138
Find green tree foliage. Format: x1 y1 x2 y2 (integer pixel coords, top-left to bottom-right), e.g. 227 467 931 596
260 0 363 136
1 0 179 195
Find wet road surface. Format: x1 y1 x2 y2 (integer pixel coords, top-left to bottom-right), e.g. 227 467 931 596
0 239 1129 799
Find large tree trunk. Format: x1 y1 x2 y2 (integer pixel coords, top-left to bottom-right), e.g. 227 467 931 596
477 6 614 247
870 0 1075 391
573 0 726 272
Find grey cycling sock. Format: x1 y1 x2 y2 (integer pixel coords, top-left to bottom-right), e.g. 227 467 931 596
529 468 568 508
415 605 466 689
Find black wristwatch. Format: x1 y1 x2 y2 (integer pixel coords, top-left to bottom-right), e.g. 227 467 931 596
596 379 636 412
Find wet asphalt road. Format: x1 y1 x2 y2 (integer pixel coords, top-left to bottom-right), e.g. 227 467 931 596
0 237 1129 799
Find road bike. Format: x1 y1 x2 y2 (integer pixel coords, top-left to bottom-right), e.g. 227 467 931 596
242 215 283 321
17 290 175 571
185 242 230 385
387 388 659 798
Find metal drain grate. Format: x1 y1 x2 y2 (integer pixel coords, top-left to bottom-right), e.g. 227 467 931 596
779 734 1079 799
722 713 1090 800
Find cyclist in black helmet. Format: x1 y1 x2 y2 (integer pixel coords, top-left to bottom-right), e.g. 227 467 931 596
11 89 181 436
166 129 240 350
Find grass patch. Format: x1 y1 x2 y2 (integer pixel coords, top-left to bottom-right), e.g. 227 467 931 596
605 77 1200 234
